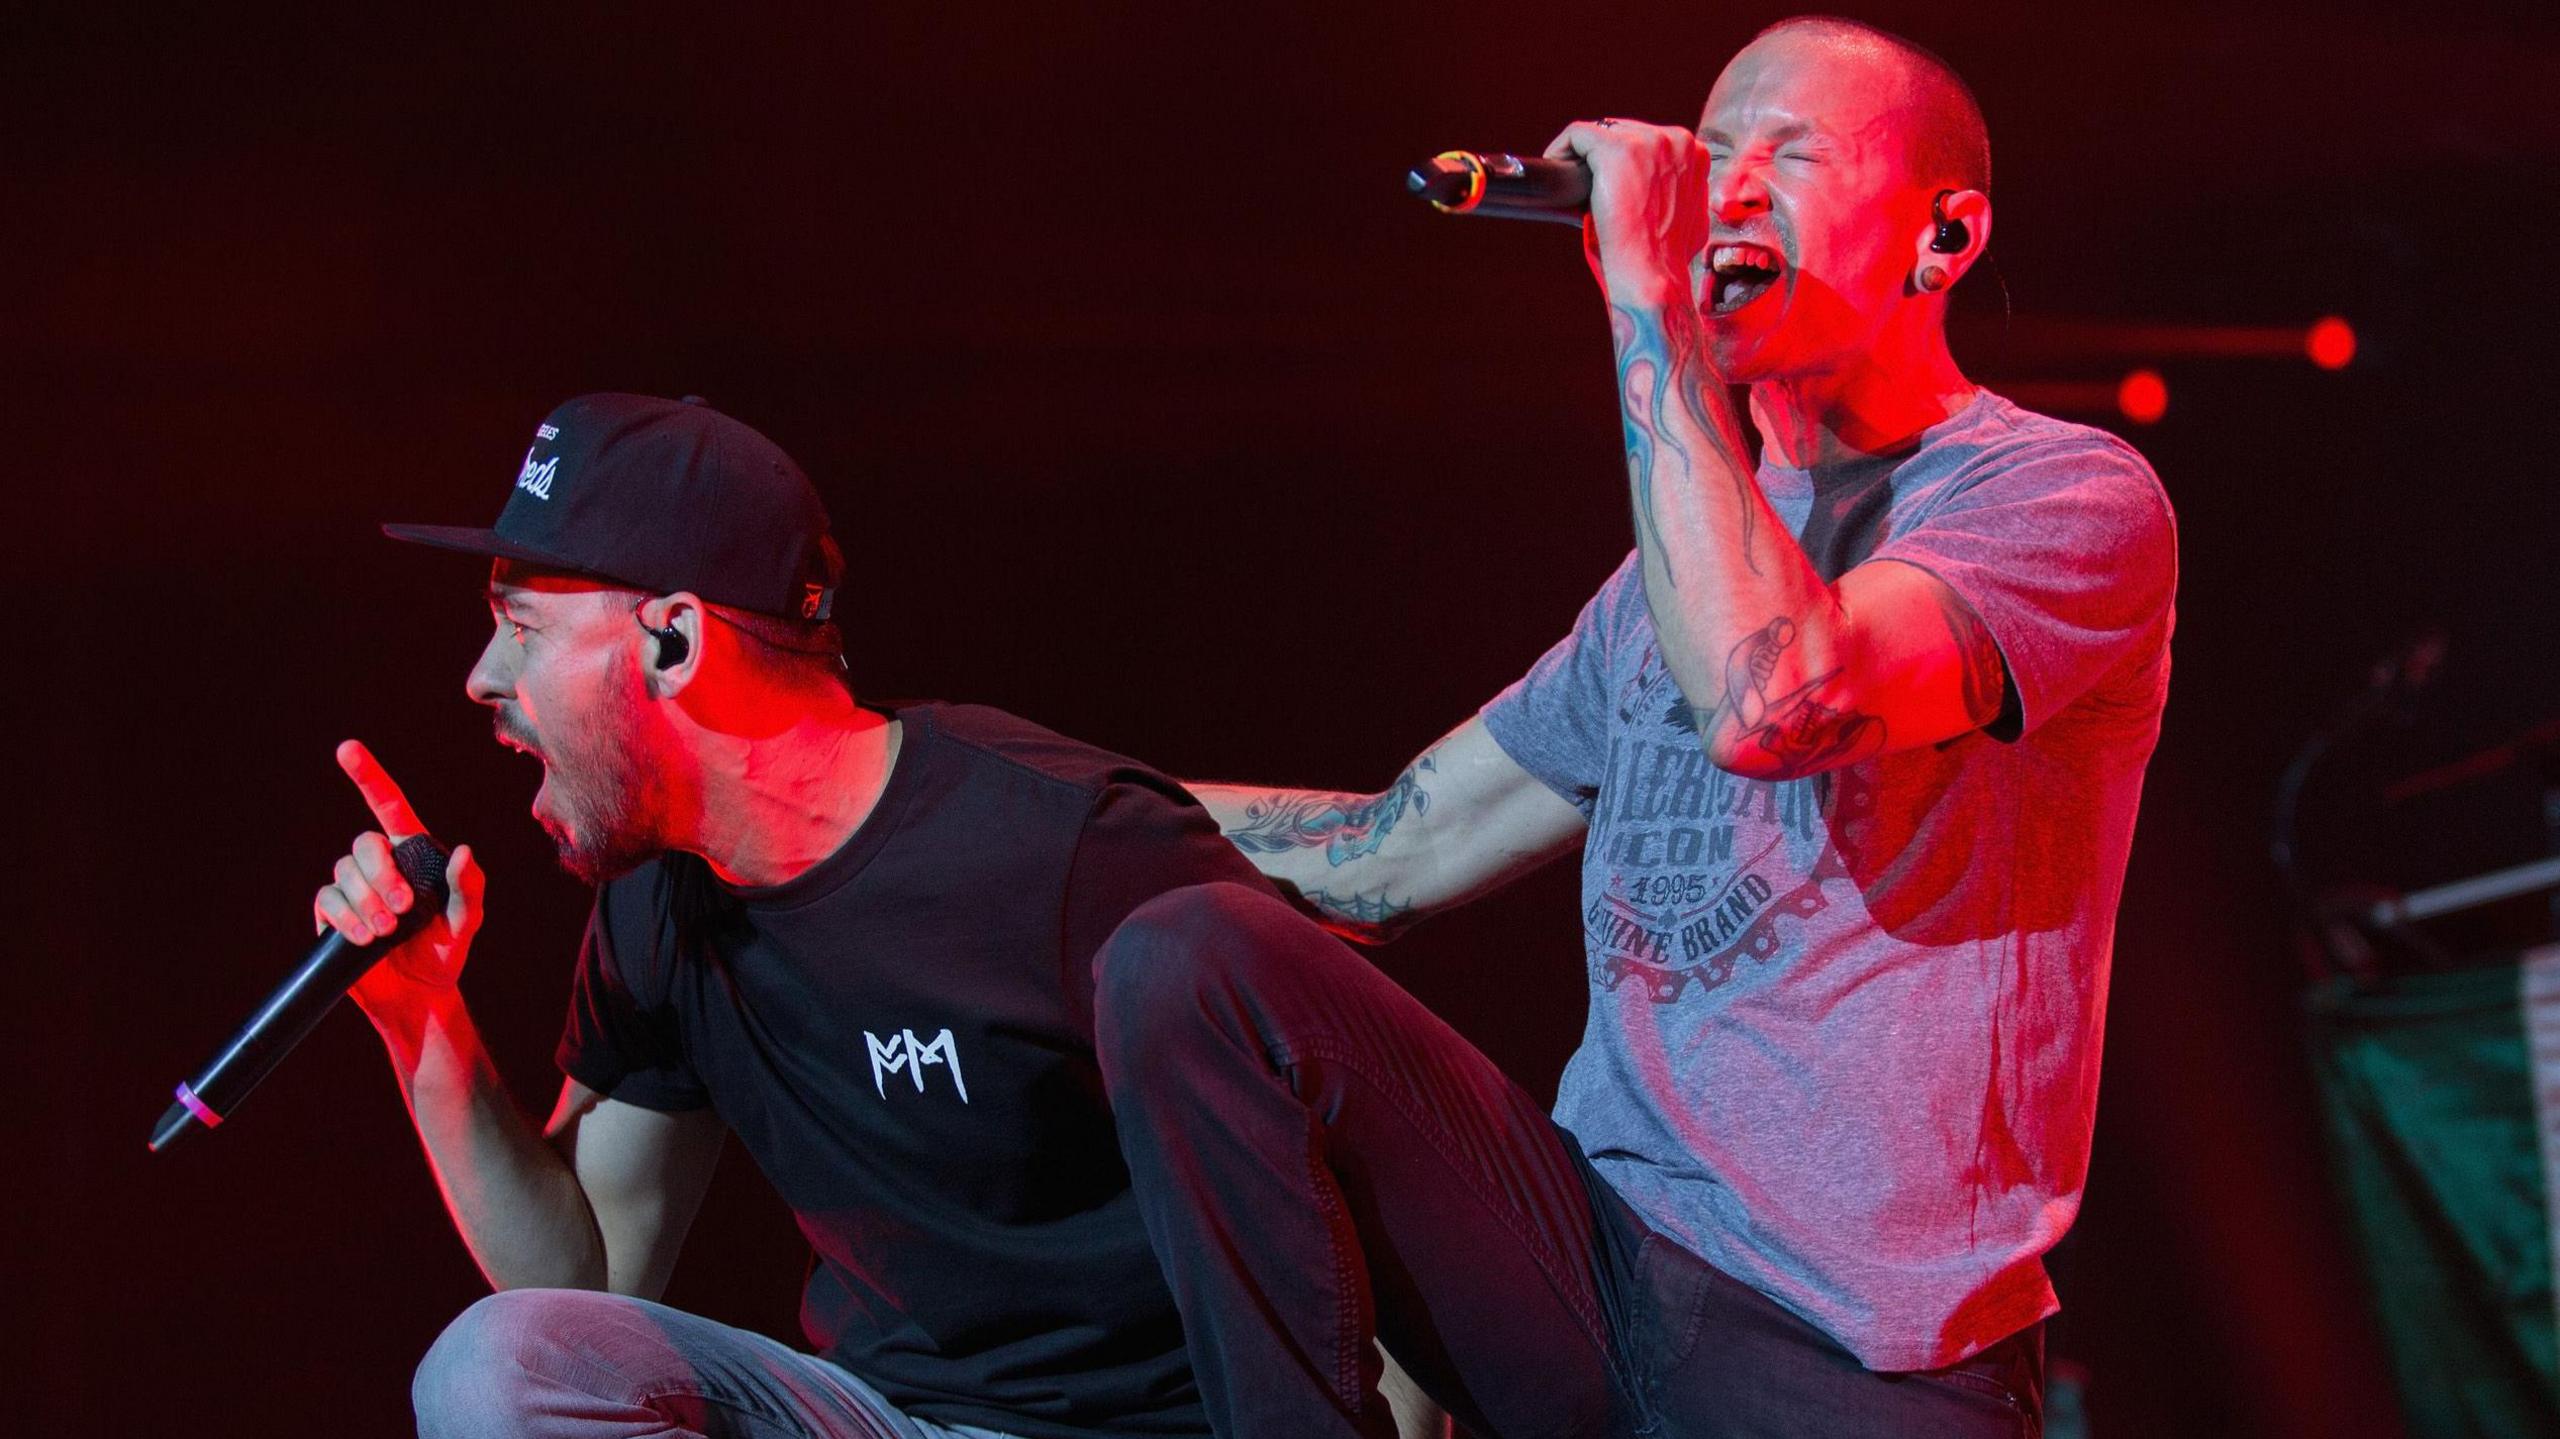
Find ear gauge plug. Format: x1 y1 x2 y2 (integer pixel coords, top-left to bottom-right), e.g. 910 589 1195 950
1917 265 1952 293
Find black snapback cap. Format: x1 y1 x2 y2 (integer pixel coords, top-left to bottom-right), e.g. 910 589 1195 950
385 393 837 622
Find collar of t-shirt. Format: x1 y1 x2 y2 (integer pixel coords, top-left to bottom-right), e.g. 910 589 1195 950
1752 387 1995 483
712 702 932 913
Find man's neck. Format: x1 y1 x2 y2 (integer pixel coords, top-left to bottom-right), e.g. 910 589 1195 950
1748 334 1977 470
686 694 902 890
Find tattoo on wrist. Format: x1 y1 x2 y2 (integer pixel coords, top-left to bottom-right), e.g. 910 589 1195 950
1610 302 1762 581
1227 757 1435 866
1700 617 1885 778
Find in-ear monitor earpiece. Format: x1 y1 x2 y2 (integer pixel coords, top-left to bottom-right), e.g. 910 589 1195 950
1929 189 1970 255
641 615 689 670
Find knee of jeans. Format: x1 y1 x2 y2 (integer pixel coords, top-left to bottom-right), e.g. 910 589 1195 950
413 1288 605 1429
1093 882 1289 1059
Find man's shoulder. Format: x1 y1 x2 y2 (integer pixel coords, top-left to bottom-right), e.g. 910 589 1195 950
905 700 1189 808
907 702 1254 898
1895 392 2175 545
1950 392 2166 492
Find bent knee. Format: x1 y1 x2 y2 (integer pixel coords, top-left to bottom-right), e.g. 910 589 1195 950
1093 882 1297 1015
1093 881 1357 1078
413 1288 621 1430
1116 880 1284 950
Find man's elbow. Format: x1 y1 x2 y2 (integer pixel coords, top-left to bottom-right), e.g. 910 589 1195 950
1702 731 1811 781
1701 731 1771 779
1696 701 1888 781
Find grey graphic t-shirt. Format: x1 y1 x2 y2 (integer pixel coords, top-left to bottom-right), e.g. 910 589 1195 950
1482 391 2176 1371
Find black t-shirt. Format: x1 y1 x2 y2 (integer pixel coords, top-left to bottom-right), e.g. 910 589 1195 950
556 702 1269 1439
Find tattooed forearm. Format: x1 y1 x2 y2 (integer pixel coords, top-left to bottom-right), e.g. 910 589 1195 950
1695 618 1886 779
1609 302 1762 580
1613 307 1681 573
1298 886 1419 943
1225 789 1364 853
1224 758 1435 867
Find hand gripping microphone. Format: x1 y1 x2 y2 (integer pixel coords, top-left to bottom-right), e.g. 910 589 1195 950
148 834 451 1152
1405 151 1592 226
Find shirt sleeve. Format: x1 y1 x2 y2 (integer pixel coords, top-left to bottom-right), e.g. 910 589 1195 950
1869 433 2177 740
1058 774 1274 1009
554 880 712 1112
1478 552 1638 817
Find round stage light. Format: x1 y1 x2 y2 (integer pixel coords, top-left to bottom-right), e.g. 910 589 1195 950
2117 369 2169 425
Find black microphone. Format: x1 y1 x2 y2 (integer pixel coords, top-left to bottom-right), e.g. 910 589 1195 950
1406 151 1591 226
148 834 451 1153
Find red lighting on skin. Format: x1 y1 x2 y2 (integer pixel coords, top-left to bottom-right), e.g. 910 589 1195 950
2117 369 2169 425
2306 316 2356 371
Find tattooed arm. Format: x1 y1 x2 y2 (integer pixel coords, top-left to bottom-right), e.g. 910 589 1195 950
1192 717 1585 944
1547 119 2008 781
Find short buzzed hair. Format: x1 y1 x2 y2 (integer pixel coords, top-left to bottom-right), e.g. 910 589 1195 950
1754 15 1991 194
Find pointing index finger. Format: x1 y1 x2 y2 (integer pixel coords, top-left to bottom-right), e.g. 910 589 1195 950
336 739 427 841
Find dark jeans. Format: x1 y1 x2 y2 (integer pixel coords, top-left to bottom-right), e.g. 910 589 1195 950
1093 882 2043 1439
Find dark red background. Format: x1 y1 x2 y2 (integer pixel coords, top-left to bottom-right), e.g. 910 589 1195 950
14 2 2558 1433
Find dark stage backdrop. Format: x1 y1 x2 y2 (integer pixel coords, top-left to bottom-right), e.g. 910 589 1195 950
12 3 2558 1434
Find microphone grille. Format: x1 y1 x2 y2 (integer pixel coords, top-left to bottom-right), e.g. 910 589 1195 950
391 834 454 912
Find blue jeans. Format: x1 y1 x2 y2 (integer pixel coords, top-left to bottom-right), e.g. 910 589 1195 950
412 1289 1023 1439
1093 882 2043 1439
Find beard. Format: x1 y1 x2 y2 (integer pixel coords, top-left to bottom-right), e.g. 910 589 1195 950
506 654 676 885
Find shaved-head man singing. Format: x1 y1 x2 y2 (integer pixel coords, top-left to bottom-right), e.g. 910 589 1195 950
1167 16 2175 1436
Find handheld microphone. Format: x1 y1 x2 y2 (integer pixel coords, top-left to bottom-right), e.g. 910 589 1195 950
148 834 451 1153
1406 151 1591 226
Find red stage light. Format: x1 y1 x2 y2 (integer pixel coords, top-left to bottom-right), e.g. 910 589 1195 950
2117 369 2169 425
2306 315 2356 371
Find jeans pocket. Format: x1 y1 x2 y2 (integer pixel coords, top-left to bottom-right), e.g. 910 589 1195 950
1912 1356 2039 1439
1633 1233 1714 1392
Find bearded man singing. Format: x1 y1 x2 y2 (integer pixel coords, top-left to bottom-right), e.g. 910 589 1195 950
316 392 1393 1439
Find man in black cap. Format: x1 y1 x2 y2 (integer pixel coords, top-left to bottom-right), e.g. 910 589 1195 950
317 393 1305 1438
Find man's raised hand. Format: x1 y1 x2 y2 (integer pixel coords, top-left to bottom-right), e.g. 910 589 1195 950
1543 118 1710 309
314 740 485 1016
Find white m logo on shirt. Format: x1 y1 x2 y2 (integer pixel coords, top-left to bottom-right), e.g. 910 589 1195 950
865 1027 969 1103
